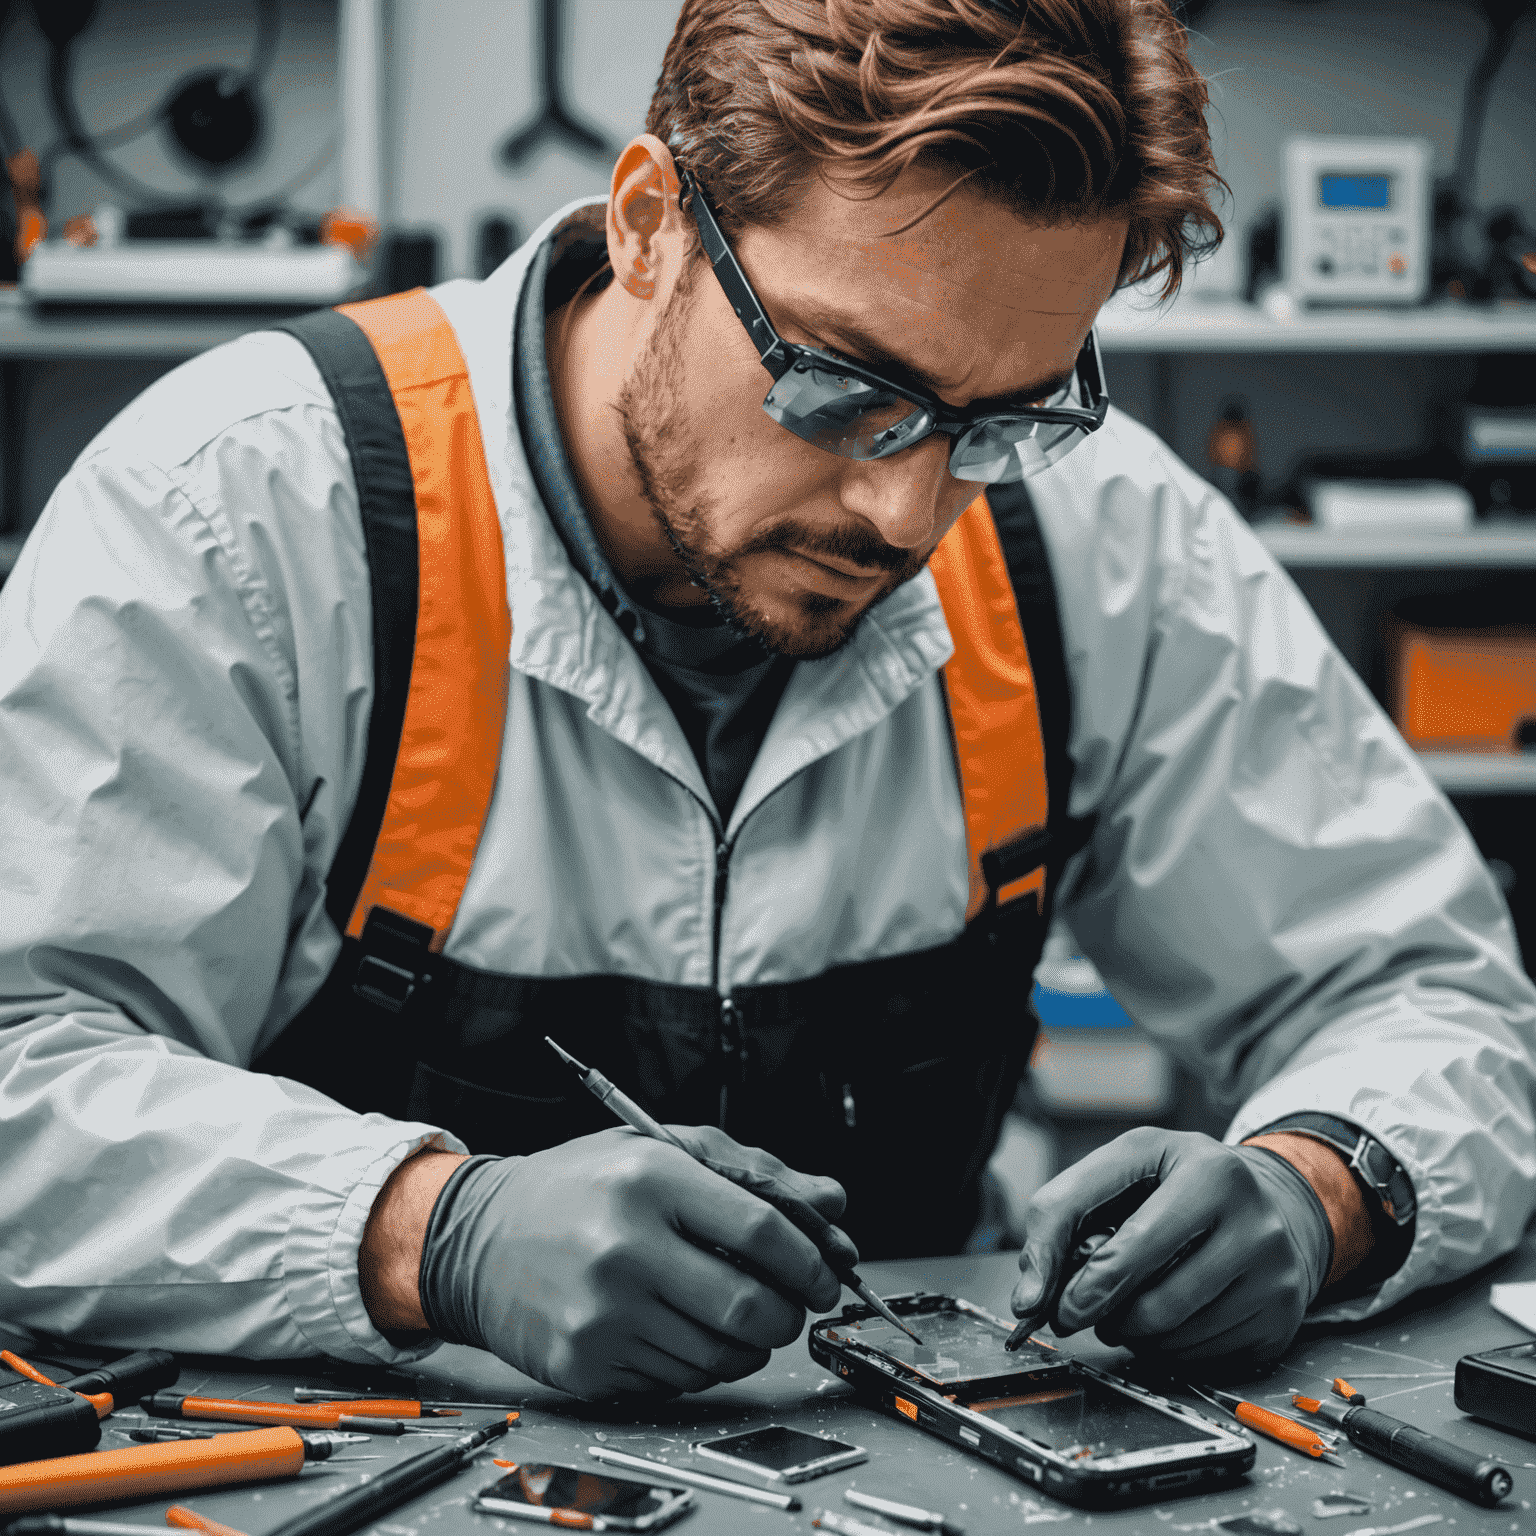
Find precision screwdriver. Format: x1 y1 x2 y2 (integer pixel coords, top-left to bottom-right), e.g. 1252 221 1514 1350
1292 1393 1513 1506
140 1393 455 1428
546 1036 924 1345
1190 1388 1346 1466
292 1387 513 1411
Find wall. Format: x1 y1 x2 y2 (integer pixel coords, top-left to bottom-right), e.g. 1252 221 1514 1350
386 0 679 279
0 0 340 221
1111 0 1536 493
5 0 1535 528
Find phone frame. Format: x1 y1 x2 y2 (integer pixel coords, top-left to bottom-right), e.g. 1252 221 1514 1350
474 1464 694 1531
807 1292 1254 1509
691 1424 868 1483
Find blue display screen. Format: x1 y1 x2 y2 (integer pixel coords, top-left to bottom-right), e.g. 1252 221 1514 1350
1319 173 1392 209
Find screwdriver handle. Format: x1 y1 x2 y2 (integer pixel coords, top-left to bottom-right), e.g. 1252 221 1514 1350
59 1350 179 1406
166 1505 252 1536
142 1393 421 1426
0 1428 303 1516
1234 1402 1329 1456
1344 1408 1513 1506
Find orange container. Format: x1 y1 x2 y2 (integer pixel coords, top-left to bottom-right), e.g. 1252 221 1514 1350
0 1427 303 1515
1389 619 1536 753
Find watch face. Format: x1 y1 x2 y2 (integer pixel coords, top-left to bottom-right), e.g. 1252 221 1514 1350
1356 1139 1415 1225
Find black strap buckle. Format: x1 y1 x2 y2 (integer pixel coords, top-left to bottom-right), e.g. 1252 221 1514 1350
354 907 436 1015
980 828 1052 908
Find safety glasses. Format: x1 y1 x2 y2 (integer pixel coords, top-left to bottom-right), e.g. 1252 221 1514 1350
680 170 1109 484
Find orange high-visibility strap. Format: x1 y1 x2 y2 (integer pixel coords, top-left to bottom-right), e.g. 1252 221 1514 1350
929 493 1050 922
337 289 510 948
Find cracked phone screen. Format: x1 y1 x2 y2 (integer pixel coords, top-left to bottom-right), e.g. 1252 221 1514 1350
827 1309 1057 1386
824 1309 1216 1460
966 1379 1214 1459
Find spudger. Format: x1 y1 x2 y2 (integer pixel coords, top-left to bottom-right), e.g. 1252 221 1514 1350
583 1445 802 1510
545 1036 923 1345
845 1487 965 1534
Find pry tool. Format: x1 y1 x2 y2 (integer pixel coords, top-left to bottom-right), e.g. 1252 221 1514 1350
546 1036 923 1345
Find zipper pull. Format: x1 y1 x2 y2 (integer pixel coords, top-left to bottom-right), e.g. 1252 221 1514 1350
842 1082 857 1130
718 995 743 1128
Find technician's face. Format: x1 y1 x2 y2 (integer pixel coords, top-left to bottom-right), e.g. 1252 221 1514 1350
619 165 1126 659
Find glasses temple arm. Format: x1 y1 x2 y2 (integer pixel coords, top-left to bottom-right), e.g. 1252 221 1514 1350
680 171 793 377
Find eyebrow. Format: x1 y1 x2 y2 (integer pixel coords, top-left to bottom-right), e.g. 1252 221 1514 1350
788 304 1075 413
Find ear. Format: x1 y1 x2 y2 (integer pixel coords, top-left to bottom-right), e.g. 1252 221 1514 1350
606 134 687 302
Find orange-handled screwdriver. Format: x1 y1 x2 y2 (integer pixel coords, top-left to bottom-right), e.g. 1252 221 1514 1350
1193 1388 1346 1466
165 1505 251 1536
141 1393 447 1428
0 1428 307 1516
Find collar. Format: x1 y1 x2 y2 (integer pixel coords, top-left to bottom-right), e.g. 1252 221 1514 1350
426 201 957 825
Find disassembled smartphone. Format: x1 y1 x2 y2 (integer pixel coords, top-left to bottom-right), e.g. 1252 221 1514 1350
692 1423 867 1482
808 1292 1254 1508
475 1462 693 1530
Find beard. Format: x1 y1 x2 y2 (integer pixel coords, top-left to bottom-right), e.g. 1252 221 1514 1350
614 260 927 661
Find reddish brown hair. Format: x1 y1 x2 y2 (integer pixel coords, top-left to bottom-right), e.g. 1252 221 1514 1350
647 0 1225 298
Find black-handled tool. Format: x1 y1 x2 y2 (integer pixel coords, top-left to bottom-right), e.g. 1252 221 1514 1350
57 1349 179 1406
259 1417 512 1536
1293 1394 1513 1506
545 1036 924 1345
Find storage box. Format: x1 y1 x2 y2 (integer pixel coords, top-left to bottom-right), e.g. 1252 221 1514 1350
1388 616 1536 753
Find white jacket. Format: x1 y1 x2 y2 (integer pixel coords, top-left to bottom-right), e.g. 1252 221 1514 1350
3 207 1534 1365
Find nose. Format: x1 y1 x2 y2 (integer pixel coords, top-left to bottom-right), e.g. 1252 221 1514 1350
836 433 958 552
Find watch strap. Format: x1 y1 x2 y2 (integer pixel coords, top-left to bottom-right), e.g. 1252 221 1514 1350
1257 1112 1416 1229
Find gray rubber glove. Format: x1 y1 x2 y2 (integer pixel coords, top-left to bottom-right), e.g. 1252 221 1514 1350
1010 1128 1333 1375
418 1125 849 1400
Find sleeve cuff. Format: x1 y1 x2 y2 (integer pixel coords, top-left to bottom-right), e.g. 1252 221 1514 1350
1226 1076 1431 1324
281 1117 469 1365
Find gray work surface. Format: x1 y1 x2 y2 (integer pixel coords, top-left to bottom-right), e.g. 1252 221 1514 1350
44 1232 1536 1536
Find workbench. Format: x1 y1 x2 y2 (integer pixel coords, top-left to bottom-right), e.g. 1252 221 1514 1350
19 1230 1536 1536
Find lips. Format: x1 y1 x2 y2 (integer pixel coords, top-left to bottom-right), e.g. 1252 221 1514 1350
791 549 886 581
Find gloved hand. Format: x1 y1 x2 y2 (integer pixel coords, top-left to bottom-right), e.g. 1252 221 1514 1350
1010 1128 1333 1375
418 1125 850 1399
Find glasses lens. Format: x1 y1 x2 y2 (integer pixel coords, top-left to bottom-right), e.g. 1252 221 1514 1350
947 415 1088 483
764 361 933 461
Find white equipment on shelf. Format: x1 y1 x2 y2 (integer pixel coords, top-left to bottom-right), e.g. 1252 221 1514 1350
1284 136 1432 305
21 242 364 308
1304 478 1474 534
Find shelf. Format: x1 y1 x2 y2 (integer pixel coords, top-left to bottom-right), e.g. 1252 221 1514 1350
3 538 1528 794
0 306 269 361
1420 752 1536 795
1098 294 1536 354
1258 524 1536 568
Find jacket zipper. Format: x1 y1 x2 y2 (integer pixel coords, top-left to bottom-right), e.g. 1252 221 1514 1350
712 836 741 1129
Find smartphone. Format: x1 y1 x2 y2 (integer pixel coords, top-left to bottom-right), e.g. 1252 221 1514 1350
691 1424 867 1483
809 1292 1254 1508
475 1463 693 1531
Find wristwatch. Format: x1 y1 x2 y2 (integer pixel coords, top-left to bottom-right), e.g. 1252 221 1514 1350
1256 1111 1416 1230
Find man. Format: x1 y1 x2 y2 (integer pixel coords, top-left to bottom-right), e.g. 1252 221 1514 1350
3 0 1534 1401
